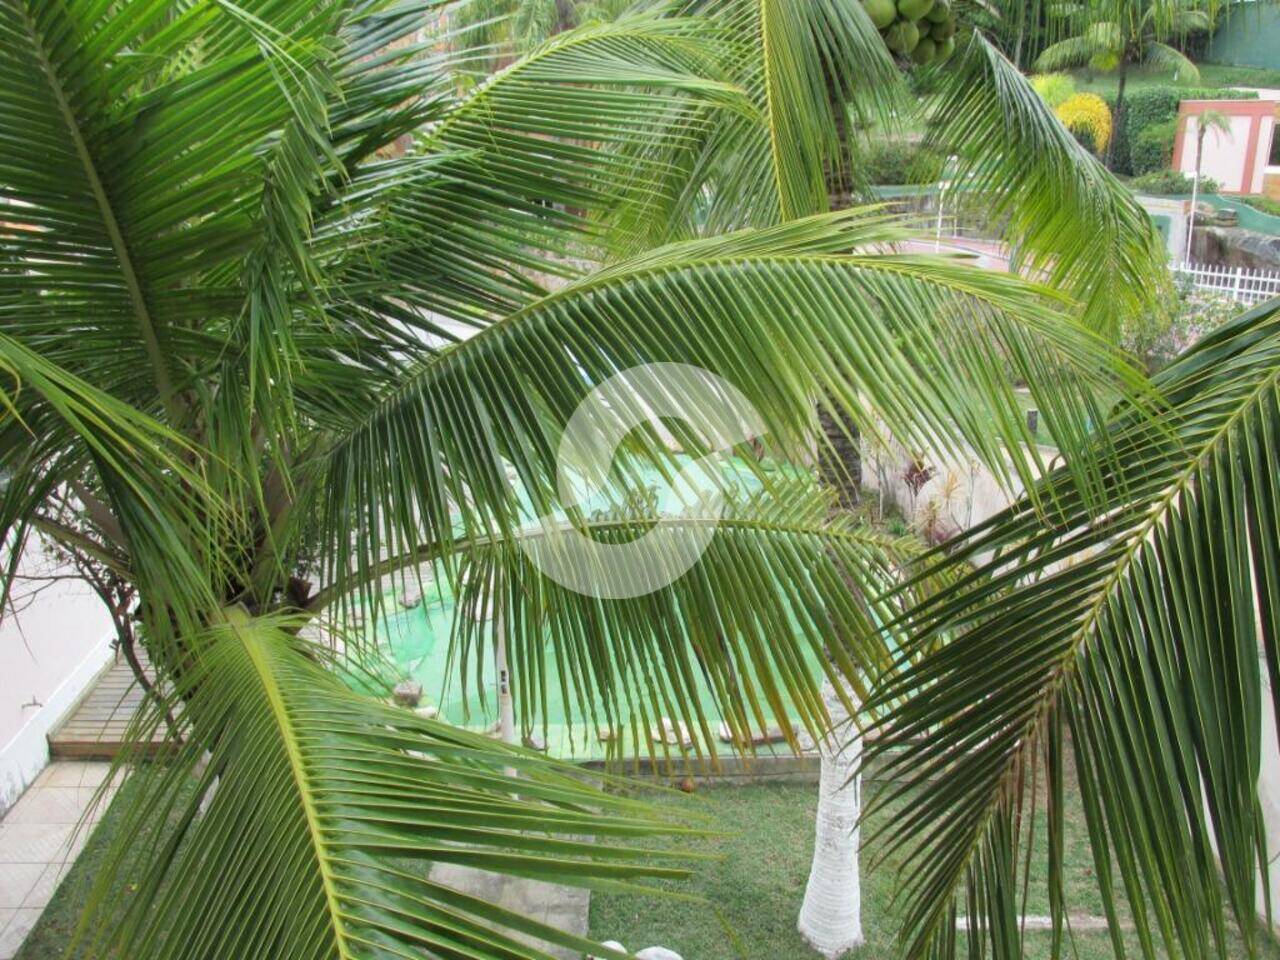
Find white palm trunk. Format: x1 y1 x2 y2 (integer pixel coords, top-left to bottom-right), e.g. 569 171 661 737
798 678 863 959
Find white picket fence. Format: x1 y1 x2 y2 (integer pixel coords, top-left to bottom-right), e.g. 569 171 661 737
1174 262 1280 306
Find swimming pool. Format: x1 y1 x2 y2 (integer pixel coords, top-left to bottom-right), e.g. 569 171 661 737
358 456 829 761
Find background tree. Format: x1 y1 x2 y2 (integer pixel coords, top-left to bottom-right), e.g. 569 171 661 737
797 676 865 958
955 0 1055 68
1036 0 1217 167
450 0 633 69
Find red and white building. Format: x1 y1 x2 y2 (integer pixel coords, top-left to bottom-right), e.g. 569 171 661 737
1173 95 1280 198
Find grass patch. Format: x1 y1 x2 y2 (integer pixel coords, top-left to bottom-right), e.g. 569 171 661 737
14 768 1280 959
589 777 1280 960
1063 63 1280 100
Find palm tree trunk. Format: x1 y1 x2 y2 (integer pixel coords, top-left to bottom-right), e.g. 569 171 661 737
817 405 862 510
798 678 863 959
1106 60 1128 170
818 97 862 505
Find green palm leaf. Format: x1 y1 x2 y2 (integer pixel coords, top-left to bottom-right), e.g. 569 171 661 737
866 296 1280 960
314 209 1139 626
930 31 1168 338
77 610 700 960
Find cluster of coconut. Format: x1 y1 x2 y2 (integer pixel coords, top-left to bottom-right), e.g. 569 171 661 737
863 0 957 64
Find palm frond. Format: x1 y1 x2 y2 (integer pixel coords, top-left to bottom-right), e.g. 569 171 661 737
928 32 1168 338
1144 40 1200 81
77 610 697 960
312 210 1140 629
651 0 906 239
1034 32 1108 69
0 0 367 420
866 297 1280 960
442 491 921 758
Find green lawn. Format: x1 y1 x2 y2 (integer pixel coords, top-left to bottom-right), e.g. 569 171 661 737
1062 63 1280 99
14 771 1280 959
590 778 1280 960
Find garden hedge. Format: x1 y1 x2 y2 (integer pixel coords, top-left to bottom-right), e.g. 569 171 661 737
1107 85 1255 174
1131 118 1179 175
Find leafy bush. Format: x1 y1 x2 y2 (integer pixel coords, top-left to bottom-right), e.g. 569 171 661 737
1130 169 1220 195
1110 85 1255 174
1131 118 1178 175
1055 93 1112 155
1123 288 1238 371
862 139 946 185
1031 73 1076 108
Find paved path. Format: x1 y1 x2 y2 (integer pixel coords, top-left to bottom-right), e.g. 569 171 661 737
48 656 165 760
0 761 119 959
429 861 591 960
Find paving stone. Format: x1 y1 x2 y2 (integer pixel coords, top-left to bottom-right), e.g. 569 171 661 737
78 764 113 789
429 862 590 960
0 762 111 958
0 864 43 908
0 908 42 960
3 787 87 825
34 766 72 789
0 823 77 863
21 862 71 909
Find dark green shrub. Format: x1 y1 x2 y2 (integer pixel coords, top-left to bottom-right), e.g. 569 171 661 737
1109 86 1254 174
1131 118 1178 175
861 139 946 185
1130 169 1220 195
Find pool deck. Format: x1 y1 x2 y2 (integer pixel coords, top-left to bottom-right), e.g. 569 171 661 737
0 761 121 959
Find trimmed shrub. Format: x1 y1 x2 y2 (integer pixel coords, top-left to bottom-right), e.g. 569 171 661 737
1055 93 1112 155
1131 118 1178 175
862 139 946 185
1031 73 1076 108
1130 169 1220 195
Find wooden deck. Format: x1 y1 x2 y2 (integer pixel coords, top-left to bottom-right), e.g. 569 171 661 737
48 654 168 760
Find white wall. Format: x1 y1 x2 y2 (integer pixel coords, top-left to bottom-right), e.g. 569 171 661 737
0 537 114 811
1178 115 1252 193
861 436 1038 540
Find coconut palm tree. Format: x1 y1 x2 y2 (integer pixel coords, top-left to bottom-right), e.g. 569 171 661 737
1 0 1165 957
797 677 865 958
1035 0 1217 167
960 0 1055 69
450 0 633 70
866 295 1280 960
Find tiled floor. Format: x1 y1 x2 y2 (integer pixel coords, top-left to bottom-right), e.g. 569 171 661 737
0 762 118 960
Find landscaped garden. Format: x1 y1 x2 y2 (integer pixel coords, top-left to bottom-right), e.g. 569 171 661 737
3 1 1280 959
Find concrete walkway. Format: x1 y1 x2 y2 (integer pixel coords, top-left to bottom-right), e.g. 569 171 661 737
0 761 118 959
48 655 165 761
429 861 590 960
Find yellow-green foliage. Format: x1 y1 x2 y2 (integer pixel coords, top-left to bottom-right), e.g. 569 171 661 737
1055 93 1112 154
1031 73 1076 109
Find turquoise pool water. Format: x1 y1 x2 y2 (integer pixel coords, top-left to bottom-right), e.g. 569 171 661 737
360 456 826 761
